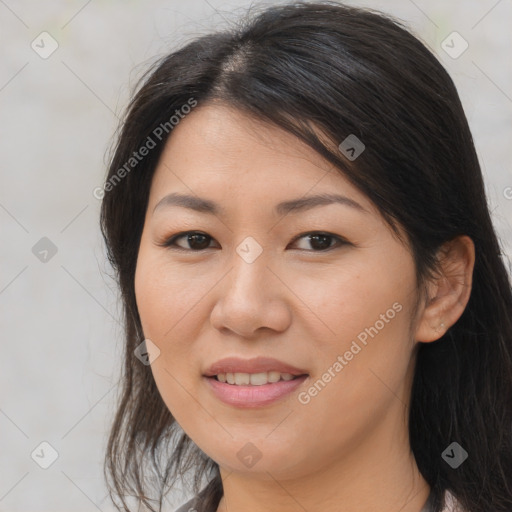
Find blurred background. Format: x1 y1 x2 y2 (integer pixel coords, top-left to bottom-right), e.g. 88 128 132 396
1 0 511 510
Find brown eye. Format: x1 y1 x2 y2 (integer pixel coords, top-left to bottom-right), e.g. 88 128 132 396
160 230 348 252
288 232 347 252
162 231 217 251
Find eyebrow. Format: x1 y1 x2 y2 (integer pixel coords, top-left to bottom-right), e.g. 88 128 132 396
152 192 370 216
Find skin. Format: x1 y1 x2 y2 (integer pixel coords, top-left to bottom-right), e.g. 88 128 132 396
134 102 475 512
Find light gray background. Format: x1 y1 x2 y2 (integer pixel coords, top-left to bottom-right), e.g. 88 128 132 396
1 1 511 511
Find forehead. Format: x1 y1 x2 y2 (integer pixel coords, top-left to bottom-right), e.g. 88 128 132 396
149 103 378 218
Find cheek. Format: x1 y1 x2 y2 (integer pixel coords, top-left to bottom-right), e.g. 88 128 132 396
292 258 408 346
289 277 414 463
294 255 415 409
135 253 206 424
135 251 210 341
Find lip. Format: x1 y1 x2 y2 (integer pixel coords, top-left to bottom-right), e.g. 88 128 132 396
203 356 309 408
204 374 309 408
203 356 308 377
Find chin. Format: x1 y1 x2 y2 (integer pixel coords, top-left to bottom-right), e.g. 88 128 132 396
204 438 308 477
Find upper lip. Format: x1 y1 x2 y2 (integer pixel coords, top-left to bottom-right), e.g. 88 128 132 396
204 357 308 377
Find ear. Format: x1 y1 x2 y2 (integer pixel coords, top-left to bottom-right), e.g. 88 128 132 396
414 235 475 343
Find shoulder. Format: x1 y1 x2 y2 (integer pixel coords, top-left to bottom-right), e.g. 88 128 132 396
443 490 466 512
175 489 464 512
173 477 222 512
422 489 466 512
173 495 200 512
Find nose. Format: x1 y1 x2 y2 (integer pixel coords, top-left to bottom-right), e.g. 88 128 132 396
209 247 292 338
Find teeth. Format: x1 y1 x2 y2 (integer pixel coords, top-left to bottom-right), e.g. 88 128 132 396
235 373 250 385
267 371 281 383
216 371 299 385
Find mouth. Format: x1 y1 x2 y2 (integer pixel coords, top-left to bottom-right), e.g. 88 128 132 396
204 373 309 408
203 356 309 408
204 356 308 379
209 371 307 386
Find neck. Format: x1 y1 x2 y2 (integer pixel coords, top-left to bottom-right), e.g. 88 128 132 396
216 457 429 512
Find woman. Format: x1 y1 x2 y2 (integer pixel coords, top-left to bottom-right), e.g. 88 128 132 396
100 2 512 511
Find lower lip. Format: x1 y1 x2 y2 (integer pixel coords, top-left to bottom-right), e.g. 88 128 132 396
204 375 309 408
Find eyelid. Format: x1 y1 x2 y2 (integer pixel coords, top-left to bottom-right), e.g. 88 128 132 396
158 230 350 252
287 231 349 248
157 231 218 250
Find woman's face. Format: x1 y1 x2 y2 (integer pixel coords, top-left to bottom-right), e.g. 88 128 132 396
135 103 425 480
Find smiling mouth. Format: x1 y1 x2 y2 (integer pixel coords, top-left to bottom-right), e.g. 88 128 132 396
210 371 308 386
205 372 309 408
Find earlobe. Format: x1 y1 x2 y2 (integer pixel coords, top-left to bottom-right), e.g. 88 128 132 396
413 235 475 343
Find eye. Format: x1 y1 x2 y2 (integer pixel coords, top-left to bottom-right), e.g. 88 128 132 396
159 230 348 252
288 231 348 252
160 231 218 251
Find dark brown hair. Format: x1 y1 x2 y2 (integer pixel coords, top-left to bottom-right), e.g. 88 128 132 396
100 2 512 511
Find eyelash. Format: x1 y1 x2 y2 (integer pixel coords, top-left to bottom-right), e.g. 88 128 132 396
158 231 349 252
